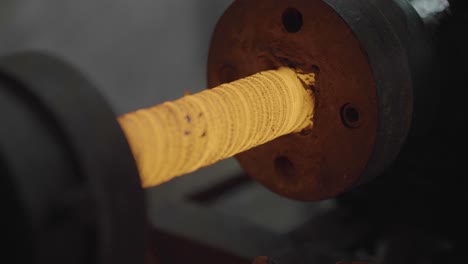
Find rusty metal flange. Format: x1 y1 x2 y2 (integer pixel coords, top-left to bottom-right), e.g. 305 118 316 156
208 0 415 200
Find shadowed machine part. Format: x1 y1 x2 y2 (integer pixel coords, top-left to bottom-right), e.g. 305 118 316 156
0 54 146 264
0 0 456 263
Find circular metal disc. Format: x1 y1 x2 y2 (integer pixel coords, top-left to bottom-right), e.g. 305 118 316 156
208 0 379 200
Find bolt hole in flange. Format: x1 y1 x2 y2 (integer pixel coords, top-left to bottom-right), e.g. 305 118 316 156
274 156 297 178
341 103 361 128
282 8 303 33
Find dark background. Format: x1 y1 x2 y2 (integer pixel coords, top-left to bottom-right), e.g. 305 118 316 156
0 0 231 113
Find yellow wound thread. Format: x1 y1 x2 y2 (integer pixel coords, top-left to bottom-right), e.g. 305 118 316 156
118 67 315 188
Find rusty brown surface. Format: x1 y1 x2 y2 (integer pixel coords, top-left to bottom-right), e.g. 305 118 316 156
252 256 269 264
207 0 378 200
